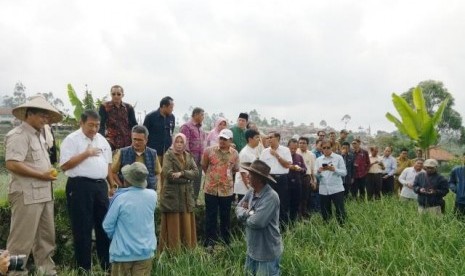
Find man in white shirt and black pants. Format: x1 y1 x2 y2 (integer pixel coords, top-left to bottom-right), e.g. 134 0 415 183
60 110 113 273
260 131 292 226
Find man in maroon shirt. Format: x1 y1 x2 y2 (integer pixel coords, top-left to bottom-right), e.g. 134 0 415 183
351 139 370 201
180 107 206 201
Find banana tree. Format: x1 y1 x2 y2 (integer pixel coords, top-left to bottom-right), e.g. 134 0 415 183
385 86 449 158
66 84 107 121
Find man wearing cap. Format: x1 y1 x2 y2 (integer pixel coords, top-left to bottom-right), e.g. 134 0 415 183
202 128 239 249
5 95 62 275
230 112 248 152
98 85 138 151
103 162 157 276
260 131 292 225
236 160 283 276
60 109 112 272
413 159 449 215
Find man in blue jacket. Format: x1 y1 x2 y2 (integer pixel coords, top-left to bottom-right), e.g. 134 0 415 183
449 154 465 217
103 162 157 275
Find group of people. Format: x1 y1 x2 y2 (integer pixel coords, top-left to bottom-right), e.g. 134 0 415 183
2 85 465 276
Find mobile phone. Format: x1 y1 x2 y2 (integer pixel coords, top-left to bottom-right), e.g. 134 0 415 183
322 163 328 167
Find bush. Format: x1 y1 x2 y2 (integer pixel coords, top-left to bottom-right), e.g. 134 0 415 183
0 190 243 269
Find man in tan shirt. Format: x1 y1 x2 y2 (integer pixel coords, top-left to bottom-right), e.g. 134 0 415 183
5 95 62 275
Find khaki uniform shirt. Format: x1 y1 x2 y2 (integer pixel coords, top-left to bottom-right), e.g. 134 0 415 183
5 122 53 205
396 157 414 176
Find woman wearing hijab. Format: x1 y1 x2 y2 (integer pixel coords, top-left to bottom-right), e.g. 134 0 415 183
206 117 227 147
159 133 199 252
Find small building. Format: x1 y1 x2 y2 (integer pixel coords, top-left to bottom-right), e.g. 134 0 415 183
0 107 14 126
428 146 455 164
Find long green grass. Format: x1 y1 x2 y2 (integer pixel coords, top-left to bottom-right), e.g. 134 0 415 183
56 195 465 275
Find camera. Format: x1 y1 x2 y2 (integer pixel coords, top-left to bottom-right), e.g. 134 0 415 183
0 250 26 271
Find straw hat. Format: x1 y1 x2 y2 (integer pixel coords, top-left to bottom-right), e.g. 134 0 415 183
12 95 63 124
241 160 277 184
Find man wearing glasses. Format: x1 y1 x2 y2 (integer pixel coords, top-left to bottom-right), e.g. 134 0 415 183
99 85 138 151
315 140 347 225
260 131 292 225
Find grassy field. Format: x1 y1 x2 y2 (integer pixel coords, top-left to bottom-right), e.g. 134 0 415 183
54 194 465 275
2 170 465 275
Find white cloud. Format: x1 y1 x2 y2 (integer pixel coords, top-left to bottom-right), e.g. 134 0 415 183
1 0 464 133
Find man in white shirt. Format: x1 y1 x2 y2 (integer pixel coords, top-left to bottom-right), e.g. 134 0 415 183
260 131 292 225
60 110 113 273
314 140 347 225
382 146 397 196
399 159 424 201
234 129 261 202
297 136 316 217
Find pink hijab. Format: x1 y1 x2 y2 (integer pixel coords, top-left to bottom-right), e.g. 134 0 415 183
206 117 227 147
171 133 187 154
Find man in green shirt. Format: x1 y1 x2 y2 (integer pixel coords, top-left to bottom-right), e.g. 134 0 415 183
230 112 248 152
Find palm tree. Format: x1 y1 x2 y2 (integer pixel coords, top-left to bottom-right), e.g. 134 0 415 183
385 86 449 158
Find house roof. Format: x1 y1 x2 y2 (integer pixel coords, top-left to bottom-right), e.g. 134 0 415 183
428 146 455 161
0 107 13 116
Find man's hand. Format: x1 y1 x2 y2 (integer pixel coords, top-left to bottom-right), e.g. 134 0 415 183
40 170 57 181
0 250 10 275
241 201 249 209
85 146 102 157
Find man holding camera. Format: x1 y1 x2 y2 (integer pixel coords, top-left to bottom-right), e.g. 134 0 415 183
5 96 62 275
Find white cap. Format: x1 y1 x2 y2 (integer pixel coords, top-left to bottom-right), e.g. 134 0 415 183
424 159 438 168
219 129 233 140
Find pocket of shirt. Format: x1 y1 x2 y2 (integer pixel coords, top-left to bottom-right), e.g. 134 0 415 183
30 142 43 161
23 181 52 205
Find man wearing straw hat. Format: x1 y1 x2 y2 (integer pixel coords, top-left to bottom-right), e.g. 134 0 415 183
236 160 283 276
5 94 63 275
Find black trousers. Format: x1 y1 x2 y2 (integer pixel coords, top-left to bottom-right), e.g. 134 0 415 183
301 175 312 216
270 174 289 225
351 177 367 200
382 175 395 196
366 173 382 200
320 191 346 225
204 193 233 246
288 179 302 222
66 177 110 271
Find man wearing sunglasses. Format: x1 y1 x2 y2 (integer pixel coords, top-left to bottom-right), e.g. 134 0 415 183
99 85 138 151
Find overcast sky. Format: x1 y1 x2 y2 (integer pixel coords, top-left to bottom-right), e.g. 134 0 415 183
1 0 464 132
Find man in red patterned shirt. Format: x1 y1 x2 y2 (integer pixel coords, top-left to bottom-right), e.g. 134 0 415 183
351 139 370 201
99 85 138 151
202 129 239 249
